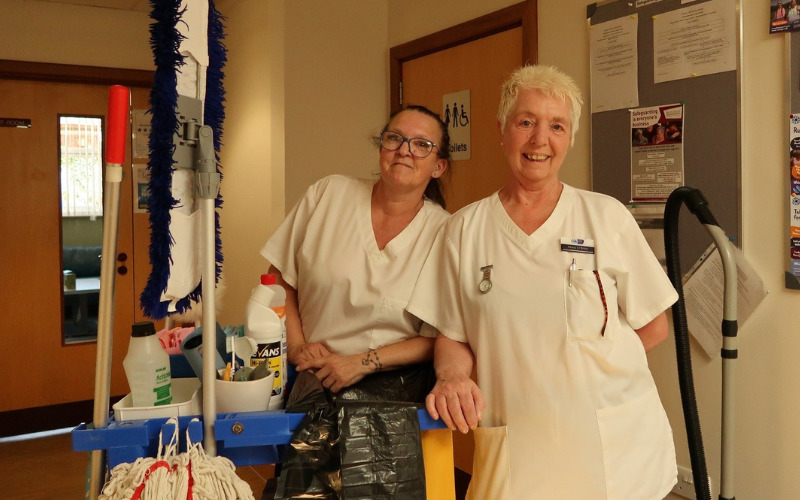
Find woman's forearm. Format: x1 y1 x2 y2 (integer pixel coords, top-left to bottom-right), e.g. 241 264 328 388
362 335 435 373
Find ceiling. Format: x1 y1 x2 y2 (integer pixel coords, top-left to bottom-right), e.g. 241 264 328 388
37 0 151 12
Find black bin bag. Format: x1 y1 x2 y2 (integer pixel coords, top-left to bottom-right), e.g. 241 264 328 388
338 400 426 500
274 371 341 500
273 364 435 500
335 363 435 404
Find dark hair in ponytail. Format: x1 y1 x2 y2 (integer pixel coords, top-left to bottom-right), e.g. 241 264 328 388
375 105 452 209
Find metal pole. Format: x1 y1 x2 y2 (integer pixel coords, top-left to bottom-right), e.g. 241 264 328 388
704 225 737 500
197 125 220 455
88 85 130 499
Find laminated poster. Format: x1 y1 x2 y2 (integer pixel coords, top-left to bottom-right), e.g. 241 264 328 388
629 103 685 203
770 0 800 34
787 114 800 289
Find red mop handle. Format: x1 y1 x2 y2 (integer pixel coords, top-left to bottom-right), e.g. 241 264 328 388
106 85 130 164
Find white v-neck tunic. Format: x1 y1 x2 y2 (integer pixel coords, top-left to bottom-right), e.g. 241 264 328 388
261 175 449 356
408 184 679 500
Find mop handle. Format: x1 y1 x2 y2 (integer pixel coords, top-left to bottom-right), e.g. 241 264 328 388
106 85 130 165
89 84 130 500
92 84 130 426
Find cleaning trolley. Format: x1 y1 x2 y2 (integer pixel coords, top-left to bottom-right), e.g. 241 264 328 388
72 2 453 499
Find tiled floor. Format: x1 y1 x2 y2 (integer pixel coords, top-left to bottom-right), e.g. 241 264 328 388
0 429 274 499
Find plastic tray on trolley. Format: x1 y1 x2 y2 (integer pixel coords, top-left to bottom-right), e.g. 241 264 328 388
72 408 445 468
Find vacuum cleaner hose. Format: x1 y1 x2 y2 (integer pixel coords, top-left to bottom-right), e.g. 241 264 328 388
663 187 712 500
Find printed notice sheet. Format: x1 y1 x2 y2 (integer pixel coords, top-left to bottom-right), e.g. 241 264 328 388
683 243 768 358
653 0 736 83
589 15 639 113
787 114 800 289
133 164 150 214
630 103 684 202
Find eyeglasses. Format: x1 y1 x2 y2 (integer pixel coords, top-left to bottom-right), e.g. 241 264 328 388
380 131 439 159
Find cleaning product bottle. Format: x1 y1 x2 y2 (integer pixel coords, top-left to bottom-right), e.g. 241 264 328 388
123 321 172 407
245 273 287 409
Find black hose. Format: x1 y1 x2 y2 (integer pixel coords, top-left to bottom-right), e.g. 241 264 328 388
663 187 712 500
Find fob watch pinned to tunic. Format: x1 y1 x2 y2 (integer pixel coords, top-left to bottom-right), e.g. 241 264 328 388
479 265 493 294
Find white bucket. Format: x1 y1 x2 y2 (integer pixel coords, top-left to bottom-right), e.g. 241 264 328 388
214 369 274 413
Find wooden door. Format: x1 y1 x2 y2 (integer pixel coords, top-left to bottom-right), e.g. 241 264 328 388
402 27 522 212
0 76 150 414
391 1 537 476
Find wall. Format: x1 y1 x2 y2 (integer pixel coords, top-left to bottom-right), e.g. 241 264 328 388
283 0 389 209
217 0 391 323
0 0 152 69
214 0 283 326
729 2 796 497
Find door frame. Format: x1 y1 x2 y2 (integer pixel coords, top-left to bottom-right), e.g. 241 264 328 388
0 60 153 436
389 0 538 114
0 59 153 87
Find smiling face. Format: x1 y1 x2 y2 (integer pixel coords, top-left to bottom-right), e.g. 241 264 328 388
499 88 572 192
379 109 447 192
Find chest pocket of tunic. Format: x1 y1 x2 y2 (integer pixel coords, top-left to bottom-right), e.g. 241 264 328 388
564 269 612 343
369 296 420 349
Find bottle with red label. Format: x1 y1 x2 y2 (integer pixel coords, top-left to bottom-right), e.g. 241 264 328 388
244 273 287 409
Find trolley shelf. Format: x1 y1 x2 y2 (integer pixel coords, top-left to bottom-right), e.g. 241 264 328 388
72 408 445 468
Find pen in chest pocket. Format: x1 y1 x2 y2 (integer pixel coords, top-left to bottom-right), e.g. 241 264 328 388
569 258 576 288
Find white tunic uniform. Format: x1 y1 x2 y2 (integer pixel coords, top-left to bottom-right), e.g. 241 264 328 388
261 175 449 355
408 184 679 500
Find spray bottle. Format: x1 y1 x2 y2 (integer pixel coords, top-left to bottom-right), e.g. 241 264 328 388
123 321 172 407
245 274 287 409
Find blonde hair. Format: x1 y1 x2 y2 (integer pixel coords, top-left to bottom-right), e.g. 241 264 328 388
497 65 584 145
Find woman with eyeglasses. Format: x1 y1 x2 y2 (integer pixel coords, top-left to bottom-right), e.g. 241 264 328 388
260 105 451 393
408 66 678 499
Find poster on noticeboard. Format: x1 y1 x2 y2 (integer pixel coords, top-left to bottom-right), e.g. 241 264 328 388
787 114 800 289
771 0 800 34
629 103 685 203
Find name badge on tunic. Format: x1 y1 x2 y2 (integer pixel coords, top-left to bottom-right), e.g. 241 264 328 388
560 237 595 254
479 265 493 294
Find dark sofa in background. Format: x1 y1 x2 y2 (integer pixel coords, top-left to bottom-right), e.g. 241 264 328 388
62 245 102 340
62 245 102 279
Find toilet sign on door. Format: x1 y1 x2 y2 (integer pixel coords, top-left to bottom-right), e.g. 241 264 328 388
443 90 471 161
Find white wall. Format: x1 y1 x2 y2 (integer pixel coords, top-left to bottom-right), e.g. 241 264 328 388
0 0 152 69
735 2 798 497
214 0 284 325
388 0 515 47
283 0 389 209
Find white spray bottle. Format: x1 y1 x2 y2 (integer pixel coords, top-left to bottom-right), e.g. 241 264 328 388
245 274 287 409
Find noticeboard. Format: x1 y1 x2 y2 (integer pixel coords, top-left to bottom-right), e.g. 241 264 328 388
588 0 740 275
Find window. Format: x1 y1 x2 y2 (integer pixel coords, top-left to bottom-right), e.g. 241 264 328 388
59 116 104 217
